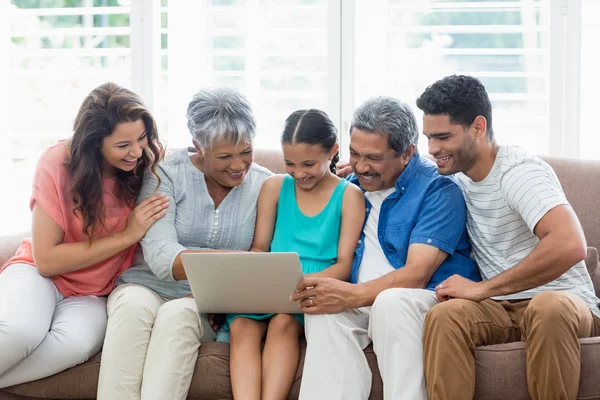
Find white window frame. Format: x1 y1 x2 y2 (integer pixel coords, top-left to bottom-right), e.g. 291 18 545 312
549 0 582 158
130 0 161 114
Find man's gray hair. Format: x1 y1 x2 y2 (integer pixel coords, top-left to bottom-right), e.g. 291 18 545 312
186 87 256 150
350 96 419 155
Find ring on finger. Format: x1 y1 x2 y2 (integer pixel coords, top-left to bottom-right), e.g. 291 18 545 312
310 298 314 307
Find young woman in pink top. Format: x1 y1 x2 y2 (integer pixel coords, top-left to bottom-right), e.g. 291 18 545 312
0 82 169 388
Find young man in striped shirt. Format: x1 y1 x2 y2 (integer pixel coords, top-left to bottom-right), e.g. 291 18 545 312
417 74 600 400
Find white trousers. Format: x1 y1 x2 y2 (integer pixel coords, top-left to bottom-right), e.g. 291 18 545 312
97 283 214 400
299 288 438 400
0 263 107 388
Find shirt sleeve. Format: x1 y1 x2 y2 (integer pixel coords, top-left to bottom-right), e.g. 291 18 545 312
409 177 468 255
500 161 568 233
139 165 186 282
30 149 66 231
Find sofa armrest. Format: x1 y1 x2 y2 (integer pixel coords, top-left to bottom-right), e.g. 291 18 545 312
0 231 28 266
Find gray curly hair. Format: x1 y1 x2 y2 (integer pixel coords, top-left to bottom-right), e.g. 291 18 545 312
186 87 256 150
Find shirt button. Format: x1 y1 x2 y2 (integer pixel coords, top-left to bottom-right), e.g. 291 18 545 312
358 239 362 244
427 238 432 243
215 222 219 226
215 210 220 214
366 208 370 212
401 187 405 191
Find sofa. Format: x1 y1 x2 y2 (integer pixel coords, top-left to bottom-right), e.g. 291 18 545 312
1 149 599 400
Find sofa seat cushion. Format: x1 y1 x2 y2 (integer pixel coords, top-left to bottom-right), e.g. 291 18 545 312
475 337 600 400
3 353 102 399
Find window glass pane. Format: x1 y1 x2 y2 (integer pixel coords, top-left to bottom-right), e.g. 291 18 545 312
354 0 550 156
3 1 132 235
579 0 600 160
160 0 330 150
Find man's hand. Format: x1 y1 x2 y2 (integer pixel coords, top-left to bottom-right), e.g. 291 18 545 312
290 277 357 314
336 161 352 178
435 274 488 302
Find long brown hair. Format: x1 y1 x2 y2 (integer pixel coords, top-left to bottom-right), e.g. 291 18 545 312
66 82 164 240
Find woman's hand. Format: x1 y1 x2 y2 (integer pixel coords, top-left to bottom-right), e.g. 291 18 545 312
122 194 169 243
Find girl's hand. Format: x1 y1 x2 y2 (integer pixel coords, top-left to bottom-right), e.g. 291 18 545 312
209 313 226 331
122 194 169 243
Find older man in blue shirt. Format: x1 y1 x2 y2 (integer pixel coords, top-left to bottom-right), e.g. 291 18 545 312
291 96 480 400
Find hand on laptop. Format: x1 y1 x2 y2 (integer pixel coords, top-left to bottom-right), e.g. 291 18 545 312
290 277 355 314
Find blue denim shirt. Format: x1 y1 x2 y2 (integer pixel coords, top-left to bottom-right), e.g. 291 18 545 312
349 152 480 289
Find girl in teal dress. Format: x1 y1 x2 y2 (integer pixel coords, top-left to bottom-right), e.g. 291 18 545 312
226 109 365 399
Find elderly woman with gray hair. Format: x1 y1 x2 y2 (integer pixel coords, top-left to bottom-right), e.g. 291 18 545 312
97 87 271 400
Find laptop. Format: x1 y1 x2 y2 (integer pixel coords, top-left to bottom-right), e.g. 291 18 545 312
181 252 304 314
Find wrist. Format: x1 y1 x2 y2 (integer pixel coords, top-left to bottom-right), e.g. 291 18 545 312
477 280 493 300
347 282 366 309
116 229 136 246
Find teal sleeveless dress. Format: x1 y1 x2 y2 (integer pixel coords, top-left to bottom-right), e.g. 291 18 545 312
219 175 349 340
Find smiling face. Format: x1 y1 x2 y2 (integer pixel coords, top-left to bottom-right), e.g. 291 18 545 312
349 128 411 191
282 142 338 190
423 114 479 176
100 119 148 177
199 139 254 188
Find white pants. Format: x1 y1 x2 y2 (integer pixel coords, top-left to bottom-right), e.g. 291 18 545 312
299 288 438 400
97 284 214 400
0 263 107 388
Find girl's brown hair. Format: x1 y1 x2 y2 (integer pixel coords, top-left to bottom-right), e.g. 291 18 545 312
66 82 163 240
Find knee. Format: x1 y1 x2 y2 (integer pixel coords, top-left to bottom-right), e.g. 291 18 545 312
229 316 258 338
304 313 332 334
372 288 414 316
54 312 107 362
155 298 201 336
229 317 267 347
523 292 575 328
268 314 300 336
67 329 105 361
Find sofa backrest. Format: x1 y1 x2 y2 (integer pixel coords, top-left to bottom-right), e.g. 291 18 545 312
255 149 285 174
541 156 600 251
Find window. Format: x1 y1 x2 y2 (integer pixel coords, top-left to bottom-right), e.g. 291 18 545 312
1 0 595 235
352 0 550 156
579 0 600 160
161 0 333 150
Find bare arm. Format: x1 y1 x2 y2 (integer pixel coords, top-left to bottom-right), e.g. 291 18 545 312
441 205 586 301
32 194 169 277
171 249 242 280
249 175 284 253
309 183 365 281
349 243 448 308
